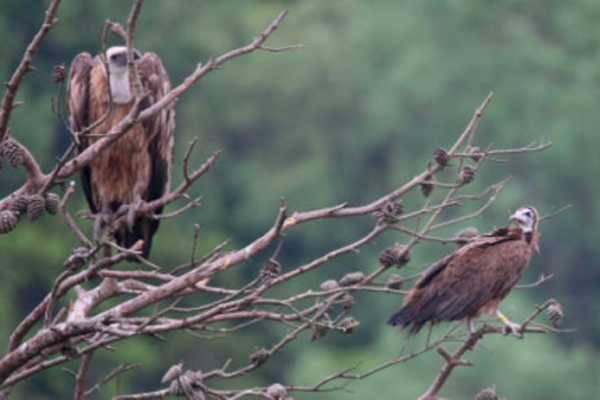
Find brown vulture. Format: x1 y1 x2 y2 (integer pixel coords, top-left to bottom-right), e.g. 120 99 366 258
388 205 539 336
67 46 175 259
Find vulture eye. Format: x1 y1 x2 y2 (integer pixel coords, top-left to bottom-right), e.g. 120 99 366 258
110 54 118 61
524 210 533 218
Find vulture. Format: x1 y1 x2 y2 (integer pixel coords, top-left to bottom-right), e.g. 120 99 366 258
67 46 175 259
388 205 540 336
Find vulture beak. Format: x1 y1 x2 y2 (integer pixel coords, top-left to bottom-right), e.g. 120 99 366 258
509 210 525 226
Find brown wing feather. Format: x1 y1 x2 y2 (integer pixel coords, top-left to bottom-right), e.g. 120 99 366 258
389 228 535 335
126 52 175 257
67 52 98 213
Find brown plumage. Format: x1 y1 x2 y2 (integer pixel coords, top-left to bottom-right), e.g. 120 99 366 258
388 206 539 336
67 46 175 259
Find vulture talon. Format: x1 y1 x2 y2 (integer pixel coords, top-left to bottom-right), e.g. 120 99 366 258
127 196 144 233
501 320 523 338
93 211 112 243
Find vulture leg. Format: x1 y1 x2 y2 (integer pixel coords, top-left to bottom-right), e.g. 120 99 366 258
93 209 113 243
496 310 522 337
127 194 144 233
467 319 476 336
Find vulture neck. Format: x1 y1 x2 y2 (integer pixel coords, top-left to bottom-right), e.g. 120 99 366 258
108 69 133 105
524 231 534 244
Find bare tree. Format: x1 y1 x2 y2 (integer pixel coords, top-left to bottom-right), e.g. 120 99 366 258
0 1 566 399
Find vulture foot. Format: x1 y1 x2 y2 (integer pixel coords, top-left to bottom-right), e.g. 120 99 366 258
127 196 145 233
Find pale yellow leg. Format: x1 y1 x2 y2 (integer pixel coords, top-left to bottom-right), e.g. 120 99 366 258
496 310 522 337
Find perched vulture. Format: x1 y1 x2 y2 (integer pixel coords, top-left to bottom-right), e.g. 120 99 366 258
388 205 539 336
67 46 175 259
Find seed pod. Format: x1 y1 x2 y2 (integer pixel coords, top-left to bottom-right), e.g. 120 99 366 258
249 347 270 365
378 244 411 269
468 146 484 162
475 387 499 400
433 147 449 168
267 383 287 400
340 293 355 313
547 301 564 329
10 195 29 216
320 279 339 291
456 165 476 186
2 138 24 168
52 64 67 83
339 271 364 286
373 200 404 224
261 259 281 282
454 227 479 246
311 314 331 341
420 174 434 197
44 193 60 215
337 316 359 334
0 210 18 233
27 194 45 221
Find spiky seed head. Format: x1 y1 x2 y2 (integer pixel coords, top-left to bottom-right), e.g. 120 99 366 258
0 210 19 233
373 200 404 224
387 274 404 290
547 301 564 329
455 226 479 246
311 314 331 341
468 146 484 162
339 271 364 286
52 64 67 83
249 347 270 365
433 147 449 167
261 259 281 282
420 174 434 197
10 195 29 216
337 316 359 334
44 193 60 215
2 138 24 168
267 383 287 400
456 165 476 186
27 194 45 221
475 387 499 400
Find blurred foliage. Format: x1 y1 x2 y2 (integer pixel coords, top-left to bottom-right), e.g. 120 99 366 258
1 0 599 398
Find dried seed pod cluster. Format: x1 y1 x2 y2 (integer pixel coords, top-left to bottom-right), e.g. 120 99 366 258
378 244 411 269
373 200 404 224
52 64 67 83
0 211 18 234
339 271 364 286
261 259 282 282
249 347 270 366
456 165 476 186
267 383 287 400
1 137 25 168
420 174 434 197
475 387 500 400
433 147 449 167
547 301 564 329
337 316 359 334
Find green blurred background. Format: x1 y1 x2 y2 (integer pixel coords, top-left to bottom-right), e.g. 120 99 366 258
1 1 599 398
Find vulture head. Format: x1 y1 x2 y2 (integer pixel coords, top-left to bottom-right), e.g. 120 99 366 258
105 46 141 104
509 205 538 233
